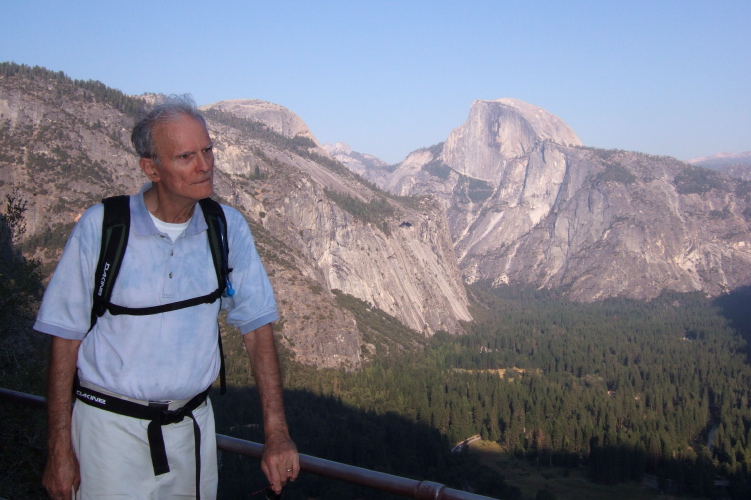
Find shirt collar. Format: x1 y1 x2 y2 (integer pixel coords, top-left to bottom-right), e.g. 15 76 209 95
131 183 208 237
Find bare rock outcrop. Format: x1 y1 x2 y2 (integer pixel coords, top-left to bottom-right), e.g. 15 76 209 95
1 70 471 370
202 99 323 148
322 142 392 185
372 99 751 301
441 99 582 182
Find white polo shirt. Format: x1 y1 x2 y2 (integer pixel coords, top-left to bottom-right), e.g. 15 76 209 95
34 185 278 401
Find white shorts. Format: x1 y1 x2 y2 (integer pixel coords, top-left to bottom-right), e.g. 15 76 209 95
71 397 218 499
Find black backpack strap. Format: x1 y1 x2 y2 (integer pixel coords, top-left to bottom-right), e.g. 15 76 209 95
90 195 131 332
199 198 233 296
106 289 223 316
199 197 231 395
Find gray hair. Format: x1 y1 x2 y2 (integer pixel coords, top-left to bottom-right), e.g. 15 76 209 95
131 94 208 161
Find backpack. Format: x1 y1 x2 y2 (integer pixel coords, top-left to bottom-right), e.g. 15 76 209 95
90 195 231 394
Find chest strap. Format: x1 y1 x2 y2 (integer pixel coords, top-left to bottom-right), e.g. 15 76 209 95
74 382 210 499
106 288 223 316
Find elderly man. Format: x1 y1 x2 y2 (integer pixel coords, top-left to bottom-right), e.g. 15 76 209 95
35 96 298 499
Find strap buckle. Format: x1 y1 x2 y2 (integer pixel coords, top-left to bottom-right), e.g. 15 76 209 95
159 407 188 425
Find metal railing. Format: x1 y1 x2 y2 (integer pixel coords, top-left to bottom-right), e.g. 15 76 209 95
0 387 497 500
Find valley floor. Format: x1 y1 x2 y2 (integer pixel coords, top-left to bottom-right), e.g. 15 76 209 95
469 440 695 500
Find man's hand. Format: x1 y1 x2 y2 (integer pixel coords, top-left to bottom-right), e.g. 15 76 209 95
42 447 80 499
261 432 300 494
243 323 299 495
44 336 82 499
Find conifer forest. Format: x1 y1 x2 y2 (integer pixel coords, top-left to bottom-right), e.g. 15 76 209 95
212 284 751 499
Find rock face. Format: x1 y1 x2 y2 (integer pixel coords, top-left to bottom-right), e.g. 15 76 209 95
7 64 750 363
441 99 582 182
203 99 323 149
714 163 751 182
202 103 473 339
366 99 751 301
0 69 471 370
323 142 392 180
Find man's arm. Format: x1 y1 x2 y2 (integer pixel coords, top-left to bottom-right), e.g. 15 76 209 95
243 323 299 495
42 336 82 499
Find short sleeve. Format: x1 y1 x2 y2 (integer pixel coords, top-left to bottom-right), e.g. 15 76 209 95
221 207 278 334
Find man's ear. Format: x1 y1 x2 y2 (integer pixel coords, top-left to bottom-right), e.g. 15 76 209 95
139 157 161 182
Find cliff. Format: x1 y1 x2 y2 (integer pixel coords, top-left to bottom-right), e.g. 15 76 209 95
0 67 471 370
360 99 751 301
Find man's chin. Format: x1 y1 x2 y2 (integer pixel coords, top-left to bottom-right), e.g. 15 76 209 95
195 180 213 198
201 186 214 199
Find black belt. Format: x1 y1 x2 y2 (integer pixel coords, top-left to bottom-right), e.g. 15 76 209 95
74 382 210 499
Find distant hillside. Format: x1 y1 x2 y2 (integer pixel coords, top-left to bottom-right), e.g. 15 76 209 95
6 60 751 323
688 151 751 182
0 62 471 370
688 151 751 169
352 99 751 302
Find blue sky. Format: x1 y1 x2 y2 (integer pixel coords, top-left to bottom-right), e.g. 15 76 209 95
1 1 749 164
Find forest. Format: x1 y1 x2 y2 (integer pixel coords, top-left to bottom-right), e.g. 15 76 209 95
213 283 751 499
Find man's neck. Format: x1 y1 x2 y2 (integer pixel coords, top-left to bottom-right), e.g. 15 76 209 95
143 187 196 223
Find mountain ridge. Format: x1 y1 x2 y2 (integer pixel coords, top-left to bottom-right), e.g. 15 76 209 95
0 64 471 370
4 61 751 365
339 100 751 302
688 150 751 166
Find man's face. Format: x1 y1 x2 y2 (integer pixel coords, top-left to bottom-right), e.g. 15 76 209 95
146 113 214 205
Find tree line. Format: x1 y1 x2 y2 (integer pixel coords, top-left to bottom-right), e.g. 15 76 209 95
215 282 751 498
1 61 144 116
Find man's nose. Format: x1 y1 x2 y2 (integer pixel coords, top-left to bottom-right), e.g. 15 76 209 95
196 152 213 172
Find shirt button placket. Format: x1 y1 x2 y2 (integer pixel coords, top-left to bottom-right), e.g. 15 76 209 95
163 239 176 298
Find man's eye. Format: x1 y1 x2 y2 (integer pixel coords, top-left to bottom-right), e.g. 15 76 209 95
203 146 214 154
180 153 193 160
